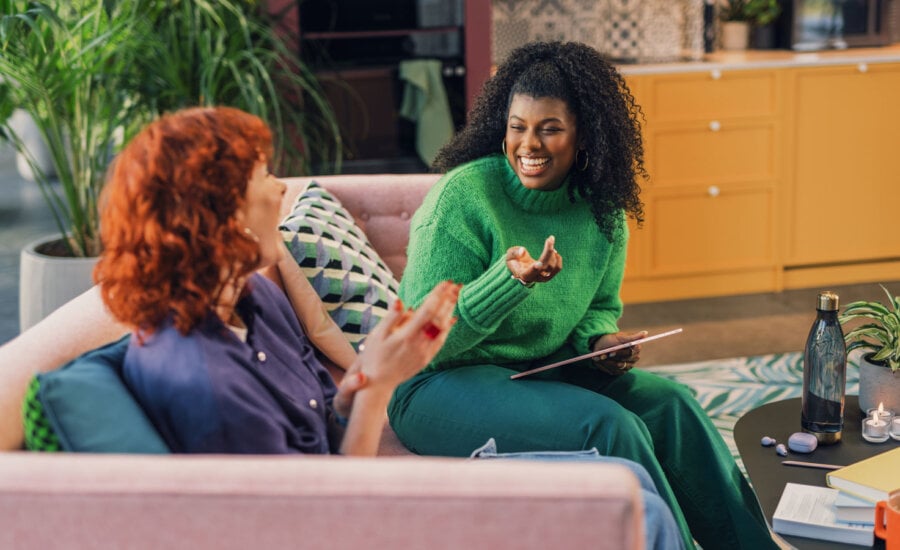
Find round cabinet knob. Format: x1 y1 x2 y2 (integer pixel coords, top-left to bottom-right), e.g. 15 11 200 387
709 120 721 132
710 69 722 80
707 185 720 198
858 63 868 73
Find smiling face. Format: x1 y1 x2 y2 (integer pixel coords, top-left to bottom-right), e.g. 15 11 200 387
504 93 579 191
240 159 287 269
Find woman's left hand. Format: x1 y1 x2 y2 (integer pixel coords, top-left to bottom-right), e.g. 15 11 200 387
506 235 563 285
590 331 648 376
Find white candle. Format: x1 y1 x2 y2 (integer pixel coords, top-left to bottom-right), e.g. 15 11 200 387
862 410 890 443
868 402 894 423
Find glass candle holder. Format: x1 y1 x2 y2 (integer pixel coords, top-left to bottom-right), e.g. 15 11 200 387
891 417 900 441
862 411 891 443
867 406 894 425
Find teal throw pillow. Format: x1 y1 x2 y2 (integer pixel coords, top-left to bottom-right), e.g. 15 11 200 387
280 180 400 349
25 336 170 454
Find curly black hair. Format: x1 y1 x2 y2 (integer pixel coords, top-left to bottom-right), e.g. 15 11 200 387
432 41 646 241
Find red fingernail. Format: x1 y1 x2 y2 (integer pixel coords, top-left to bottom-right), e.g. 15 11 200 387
393 299 404 312
423 322 441 340
356 373 366 385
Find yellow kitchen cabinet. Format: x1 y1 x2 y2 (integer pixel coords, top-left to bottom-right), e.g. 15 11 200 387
784 62 900 287
622 69 784 303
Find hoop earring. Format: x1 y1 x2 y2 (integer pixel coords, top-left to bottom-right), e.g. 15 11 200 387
501 140 507 155
576 149 589 172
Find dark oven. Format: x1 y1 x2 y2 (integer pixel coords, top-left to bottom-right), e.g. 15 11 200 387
778 0 894 50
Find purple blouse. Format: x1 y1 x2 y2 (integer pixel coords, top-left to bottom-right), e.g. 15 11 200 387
123 274 339 454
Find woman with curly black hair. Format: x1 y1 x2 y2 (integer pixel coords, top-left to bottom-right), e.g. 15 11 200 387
388 42 776 549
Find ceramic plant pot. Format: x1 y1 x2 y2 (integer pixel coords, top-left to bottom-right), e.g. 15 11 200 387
19 236 97 332
721 21 750 51
858 353 900 413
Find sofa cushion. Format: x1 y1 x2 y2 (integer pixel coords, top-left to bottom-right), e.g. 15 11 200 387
280 180 400 350
22 336 170 454
22 378 61 452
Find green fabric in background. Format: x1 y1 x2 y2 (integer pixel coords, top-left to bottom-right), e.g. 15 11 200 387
399 59 455 166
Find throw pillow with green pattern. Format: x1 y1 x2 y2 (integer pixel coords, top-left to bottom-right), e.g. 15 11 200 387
280 180 400 349
23 377 61 452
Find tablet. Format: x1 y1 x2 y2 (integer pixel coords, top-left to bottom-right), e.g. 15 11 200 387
510 327 683 380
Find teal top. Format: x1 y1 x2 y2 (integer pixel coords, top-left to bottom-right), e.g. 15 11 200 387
399 154 627 371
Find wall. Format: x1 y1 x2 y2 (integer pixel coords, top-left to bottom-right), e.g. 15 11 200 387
491 0 704 64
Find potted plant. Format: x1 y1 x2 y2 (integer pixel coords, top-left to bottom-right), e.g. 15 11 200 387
719 0 782 50
131 0 342 176
0 0 151 330
0 0 340 330
839 284 900 412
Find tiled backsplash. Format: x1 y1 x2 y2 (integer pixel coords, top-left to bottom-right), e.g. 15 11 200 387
492 0 704 65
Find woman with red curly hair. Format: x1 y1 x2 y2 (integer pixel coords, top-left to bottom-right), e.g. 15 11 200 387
94 107 459 455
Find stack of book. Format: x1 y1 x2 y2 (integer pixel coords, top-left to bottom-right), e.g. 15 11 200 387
772 446 900 546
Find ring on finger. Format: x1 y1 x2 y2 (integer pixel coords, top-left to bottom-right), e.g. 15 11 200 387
423 321 441 340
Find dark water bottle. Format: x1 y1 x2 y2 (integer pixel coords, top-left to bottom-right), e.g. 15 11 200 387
801 291 847 444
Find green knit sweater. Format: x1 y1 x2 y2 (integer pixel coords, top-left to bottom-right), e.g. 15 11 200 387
400 154 628 372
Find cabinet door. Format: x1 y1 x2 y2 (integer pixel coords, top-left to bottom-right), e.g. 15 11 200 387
788 63 900 265
644 184 776 275
642 69 778 123
647 120 777 187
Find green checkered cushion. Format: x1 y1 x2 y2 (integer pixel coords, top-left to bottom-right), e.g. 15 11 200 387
280 180 399 349
23 377 61 452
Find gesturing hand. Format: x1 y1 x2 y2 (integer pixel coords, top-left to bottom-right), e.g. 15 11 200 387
344 281 459 397
590 331 648 376
506 235 563 285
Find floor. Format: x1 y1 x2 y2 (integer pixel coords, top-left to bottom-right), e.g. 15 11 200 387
1 141 898 366
619 279 900 367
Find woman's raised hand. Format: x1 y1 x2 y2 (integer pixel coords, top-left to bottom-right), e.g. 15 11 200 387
354 280 460 391
506 235 563 285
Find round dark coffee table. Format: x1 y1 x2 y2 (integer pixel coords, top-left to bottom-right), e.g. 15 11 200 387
734 395 893 549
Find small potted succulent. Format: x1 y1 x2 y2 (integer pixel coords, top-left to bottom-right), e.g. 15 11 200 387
838 284 900 412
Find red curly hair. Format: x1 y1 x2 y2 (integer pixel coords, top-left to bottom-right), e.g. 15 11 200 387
95 107 274 335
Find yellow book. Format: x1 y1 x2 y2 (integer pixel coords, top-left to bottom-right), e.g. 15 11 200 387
826 447 900 503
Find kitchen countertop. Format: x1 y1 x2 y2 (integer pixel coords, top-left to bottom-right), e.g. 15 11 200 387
617 43 900 75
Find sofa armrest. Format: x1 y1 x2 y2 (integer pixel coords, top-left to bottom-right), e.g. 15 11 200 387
0 452 643 549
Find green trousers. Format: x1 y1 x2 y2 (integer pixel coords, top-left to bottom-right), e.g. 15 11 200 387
388 361 777 550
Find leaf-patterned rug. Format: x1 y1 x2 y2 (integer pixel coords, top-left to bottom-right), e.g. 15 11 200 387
643 351 861 474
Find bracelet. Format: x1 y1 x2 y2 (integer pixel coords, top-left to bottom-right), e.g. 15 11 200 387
511 274 535 288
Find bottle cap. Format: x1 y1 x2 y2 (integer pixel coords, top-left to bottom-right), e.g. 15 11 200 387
816 291 840 311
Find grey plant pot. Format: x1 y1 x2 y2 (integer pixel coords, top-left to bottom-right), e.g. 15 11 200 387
19 236 97 333
858 354 900 413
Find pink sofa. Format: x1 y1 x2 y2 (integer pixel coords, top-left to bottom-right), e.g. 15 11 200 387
0 174 644 549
